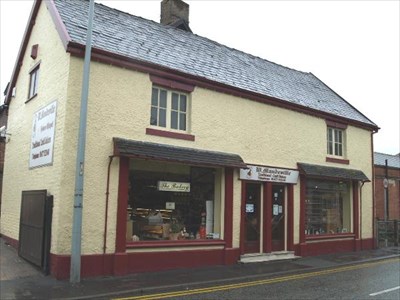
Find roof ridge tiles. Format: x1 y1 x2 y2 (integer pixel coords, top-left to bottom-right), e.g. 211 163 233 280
87 0 316 77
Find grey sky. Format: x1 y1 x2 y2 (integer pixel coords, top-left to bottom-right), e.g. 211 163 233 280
1 0 399 154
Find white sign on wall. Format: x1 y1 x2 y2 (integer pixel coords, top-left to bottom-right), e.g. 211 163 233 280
240 165 299 184
157 181 190 192
29 101 57 168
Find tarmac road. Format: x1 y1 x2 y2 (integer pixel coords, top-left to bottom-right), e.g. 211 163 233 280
117 258 399 300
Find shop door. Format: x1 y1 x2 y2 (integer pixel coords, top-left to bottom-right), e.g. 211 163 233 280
244 183 261 254
271 185 285 251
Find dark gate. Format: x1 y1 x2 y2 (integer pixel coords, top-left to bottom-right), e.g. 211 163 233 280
19 190 53 274
376 220 400 248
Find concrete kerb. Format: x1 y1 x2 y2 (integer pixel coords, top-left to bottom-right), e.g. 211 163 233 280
58 252 400 300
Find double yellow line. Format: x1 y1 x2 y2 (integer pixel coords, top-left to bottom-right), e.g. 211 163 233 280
115 258 399 300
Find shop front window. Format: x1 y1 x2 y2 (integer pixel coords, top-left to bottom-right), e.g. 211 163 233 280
127 159 221 242
305 179 351 235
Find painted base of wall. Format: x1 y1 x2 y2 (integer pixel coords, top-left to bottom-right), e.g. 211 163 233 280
1 234 19 249
50 248 235 280
295 238 375 257
1 233 375 280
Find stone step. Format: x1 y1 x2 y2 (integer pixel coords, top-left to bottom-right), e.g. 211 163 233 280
240 251 300 263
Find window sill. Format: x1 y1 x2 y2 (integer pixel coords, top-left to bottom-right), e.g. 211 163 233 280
126 239 225 249
326 157 350 165
306 233 355 241
146 128 195 141
25 93 38 104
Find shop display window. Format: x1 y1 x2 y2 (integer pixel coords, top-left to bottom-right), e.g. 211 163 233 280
127 159 221 242
305 179 351 235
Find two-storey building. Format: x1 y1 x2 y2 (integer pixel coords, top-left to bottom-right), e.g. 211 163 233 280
0 0 378 279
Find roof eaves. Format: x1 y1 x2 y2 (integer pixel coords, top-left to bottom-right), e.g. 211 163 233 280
5 0 42 105
45 0 71 49
309 72 379 131
5 0 71 106
65 41 381 133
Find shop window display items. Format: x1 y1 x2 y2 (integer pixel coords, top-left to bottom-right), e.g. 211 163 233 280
127 161 221 242
305 179 351 235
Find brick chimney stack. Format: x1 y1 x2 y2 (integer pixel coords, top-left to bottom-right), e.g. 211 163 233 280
161 0 191 32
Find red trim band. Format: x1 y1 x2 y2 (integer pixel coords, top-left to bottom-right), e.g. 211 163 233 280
115 157 129 253
224 168 234 248
146 128 195 141
326 120 348 129
150 75 195 93
326 157 350 164
306 233 355 241
127 240 225 249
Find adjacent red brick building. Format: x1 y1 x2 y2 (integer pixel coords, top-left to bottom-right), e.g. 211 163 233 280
374 152 400 220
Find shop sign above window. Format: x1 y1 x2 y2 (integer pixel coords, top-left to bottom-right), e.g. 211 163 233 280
157 181 191 192
240 165 299 184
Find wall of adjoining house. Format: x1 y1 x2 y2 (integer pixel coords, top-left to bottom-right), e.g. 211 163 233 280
375 166 400 220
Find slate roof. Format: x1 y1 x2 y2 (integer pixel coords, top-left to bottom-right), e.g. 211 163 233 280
298 163 370 181
113 138 247 168
374 152 400 169
53 0 376 127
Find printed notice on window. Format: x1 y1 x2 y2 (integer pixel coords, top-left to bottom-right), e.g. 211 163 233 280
29 101 57 168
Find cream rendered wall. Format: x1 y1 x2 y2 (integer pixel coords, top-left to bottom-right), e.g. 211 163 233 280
64 57 373 254
0 2 70 254
0 3 373 258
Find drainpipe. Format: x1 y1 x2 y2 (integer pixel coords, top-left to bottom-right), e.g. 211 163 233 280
103 156 115 254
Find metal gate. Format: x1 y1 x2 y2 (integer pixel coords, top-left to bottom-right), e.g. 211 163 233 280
376 220 400 248
18 190 53 274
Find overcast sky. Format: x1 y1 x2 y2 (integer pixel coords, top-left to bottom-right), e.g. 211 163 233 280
1 0 399 154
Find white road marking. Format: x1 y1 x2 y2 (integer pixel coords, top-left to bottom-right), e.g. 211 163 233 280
369 286 400 296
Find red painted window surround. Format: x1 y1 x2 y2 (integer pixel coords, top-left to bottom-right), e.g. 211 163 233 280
306 233 355 241
326 157 350 165
126 239 225 249
326 120 348 129
150 74 195 93
146 128 195 141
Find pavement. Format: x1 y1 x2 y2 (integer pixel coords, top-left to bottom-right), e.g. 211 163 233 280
1 237 399 300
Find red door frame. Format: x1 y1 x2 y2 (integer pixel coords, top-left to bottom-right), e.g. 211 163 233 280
263 182 272 253
241 181 294 255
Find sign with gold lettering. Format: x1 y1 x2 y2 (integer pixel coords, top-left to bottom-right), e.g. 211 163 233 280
240 165 299 184
157 181 190 192
29 101 57 168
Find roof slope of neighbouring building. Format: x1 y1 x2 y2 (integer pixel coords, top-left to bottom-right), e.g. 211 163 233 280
374 152 400 169
52 0 377 128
